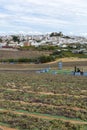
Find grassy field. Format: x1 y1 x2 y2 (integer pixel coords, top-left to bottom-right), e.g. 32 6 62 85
0 67 87 130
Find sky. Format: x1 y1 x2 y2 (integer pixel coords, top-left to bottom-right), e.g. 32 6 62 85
0 0 87 36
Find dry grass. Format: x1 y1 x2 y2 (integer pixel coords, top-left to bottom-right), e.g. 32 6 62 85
0 50 52 59
0 58 87 71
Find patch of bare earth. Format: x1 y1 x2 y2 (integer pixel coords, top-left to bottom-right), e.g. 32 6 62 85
81 90 87 92
0 126 17 130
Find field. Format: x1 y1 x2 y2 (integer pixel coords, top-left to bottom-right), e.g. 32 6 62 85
0 50 52 60
0 57 87 130
0 61 87 130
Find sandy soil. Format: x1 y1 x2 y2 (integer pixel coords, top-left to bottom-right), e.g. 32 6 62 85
46 57 87 63
0 126 17 130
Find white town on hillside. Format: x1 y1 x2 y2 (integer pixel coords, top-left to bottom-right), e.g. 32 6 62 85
0 32 87 53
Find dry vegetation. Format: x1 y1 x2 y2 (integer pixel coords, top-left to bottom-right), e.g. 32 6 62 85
0 58 87 72
0 50 51 60
0 71 87 130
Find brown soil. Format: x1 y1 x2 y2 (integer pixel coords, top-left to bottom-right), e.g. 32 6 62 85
0 50 51 60
0 126 17 130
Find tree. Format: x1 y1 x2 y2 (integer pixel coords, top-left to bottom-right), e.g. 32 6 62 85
0 38 2 42
12 35 20 43
58 32 63 37
50 32 63 37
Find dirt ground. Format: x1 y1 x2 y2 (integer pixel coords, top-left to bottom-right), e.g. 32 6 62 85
0 126 17 130
0 57 87 71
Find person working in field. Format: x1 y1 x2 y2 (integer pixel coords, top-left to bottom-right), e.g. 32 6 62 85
74 66 83 75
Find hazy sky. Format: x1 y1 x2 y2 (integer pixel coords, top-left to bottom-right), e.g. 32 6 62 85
0 0 87 35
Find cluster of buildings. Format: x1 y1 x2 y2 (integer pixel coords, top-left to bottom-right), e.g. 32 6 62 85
0 33 87 50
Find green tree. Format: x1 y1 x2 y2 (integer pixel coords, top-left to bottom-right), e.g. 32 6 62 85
12 35 20 43
0 38 2 42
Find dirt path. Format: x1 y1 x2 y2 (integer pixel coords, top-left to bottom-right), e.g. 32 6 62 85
34 91 87 98
0 57 87 70
0 125 17 130
0 109 87 125
45 57 87 64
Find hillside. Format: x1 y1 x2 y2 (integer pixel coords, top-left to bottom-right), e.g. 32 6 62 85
0 50 52 60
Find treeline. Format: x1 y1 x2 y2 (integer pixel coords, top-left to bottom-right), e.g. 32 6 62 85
19 45 59 51
0 55 55 63
0 52 86 64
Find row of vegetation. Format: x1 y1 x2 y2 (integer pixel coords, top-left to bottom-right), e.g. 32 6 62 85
0 99 87 120
0 55 55 63
0 50 87 63
0 72 87 130
0 111 86 130
19 44 87 51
